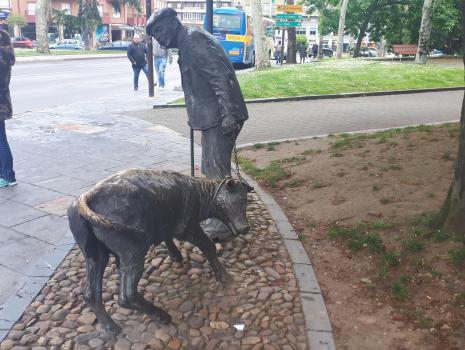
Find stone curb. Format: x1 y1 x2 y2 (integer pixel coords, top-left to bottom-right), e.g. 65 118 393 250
16 53 126 64
242 175 337 350
152 86 465 109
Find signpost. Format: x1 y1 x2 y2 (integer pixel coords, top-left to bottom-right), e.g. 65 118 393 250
276 13 302 19
276 2 304 65
277 4 303 12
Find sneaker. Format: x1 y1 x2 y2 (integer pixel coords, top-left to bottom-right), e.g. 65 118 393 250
0 179 17 188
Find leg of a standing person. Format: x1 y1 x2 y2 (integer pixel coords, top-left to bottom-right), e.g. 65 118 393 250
158 57 167 88
154 57 161 86
0 120 15 183
133 66 141 90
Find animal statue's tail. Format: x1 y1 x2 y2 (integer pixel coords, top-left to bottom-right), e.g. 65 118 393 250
78 189 146 237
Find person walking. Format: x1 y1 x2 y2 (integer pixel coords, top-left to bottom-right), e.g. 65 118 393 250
311 43 319 59
0 30 17 188
152 38 172 90
127 34 150 91
299 43 307 64
274 41 282 64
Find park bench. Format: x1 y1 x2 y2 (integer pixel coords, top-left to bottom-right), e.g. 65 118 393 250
392 44 417 59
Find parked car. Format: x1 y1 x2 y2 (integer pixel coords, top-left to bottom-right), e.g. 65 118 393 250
358 47 377 57
97 41 131 51
12 37 33 49
49 39 83 50
430 49 445 57
322 46 333 57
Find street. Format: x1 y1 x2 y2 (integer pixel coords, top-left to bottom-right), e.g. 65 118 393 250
11 57 182 114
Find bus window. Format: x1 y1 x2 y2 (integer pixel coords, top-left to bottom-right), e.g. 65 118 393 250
213 14 242 33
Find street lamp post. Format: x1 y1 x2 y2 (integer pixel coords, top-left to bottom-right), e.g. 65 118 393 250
145 0 154 97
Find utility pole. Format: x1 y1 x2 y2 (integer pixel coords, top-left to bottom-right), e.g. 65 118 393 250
206 0 213 33
146 0 154 97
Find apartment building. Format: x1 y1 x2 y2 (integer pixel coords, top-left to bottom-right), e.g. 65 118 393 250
165 0 232 28
0 0 169 41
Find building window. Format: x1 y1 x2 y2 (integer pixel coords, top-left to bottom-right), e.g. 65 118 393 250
309 30 316 35
113 10 121 18
27 3 36 16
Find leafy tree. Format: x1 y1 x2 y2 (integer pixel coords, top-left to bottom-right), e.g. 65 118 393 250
52 9 68 41
35 0 51 53
415 0 434 64
434 0 465 236
302 0 339 58
78 0 141 50
336 0 350 59
6 14 27 37
431 0 462 53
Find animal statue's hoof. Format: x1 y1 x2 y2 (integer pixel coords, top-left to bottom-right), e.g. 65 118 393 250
155 310 172 324
168 250 183 263
218 271 234 286
104 320 122 335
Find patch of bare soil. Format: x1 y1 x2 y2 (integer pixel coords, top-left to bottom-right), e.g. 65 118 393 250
240 124 465 350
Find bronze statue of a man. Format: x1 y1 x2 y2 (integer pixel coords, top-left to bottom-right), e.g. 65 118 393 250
147 8 248 181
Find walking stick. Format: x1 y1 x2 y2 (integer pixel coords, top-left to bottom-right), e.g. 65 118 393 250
190 128 195 177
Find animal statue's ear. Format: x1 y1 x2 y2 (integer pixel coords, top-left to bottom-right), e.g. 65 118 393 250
226 178 235 189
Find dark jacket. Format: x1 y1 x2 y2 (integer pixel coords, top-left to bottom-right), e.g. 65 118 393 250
178 28 248 131
299 44 307 56
0 45 15 121
127 42 147 67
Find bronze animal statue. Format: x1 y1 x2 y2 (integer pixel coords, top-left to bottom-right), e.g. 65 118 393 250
68 169 251 334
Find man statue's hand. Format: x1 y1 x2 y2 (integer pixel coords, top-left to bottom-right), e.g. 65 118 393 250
221 116 238 135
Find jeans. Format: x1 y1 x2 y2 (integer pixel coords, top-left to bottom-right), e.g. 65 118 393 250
154 56 167 88
132 64 149 89
0 120 15 182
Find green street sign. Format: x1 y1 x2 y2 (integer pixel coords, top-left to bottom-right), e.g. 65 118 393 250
276 21 302 27
276 13 302 20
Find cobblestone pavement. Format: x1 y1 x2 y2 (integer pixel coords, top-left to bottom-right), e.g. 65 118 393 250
129 90 463 146
0 195 309 350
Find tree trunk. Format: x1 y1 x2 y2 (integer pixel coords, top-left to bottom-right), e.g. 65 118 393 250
336 0 349 59
286 0 297 64
59 24 64 41
35 0 51 54
434 0 465 234
287 27 297 63
353 0 379 58
415 0 435 64
251 0 271 69
83 18 92 50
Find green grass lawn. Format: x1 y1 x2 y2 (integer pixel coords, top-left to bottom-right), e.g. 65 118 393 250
238 60 464 99
14 49 126 57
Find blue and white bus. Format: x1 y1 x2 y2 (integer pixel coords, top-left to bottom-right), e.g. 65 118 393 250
205 8 255 67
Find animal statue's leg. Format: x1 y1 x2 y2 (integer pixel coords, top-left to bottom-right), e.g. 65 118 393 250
67 202 121 334
83 243 122 334
185 224 232 284
118 252 172 324
165 238 183 262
